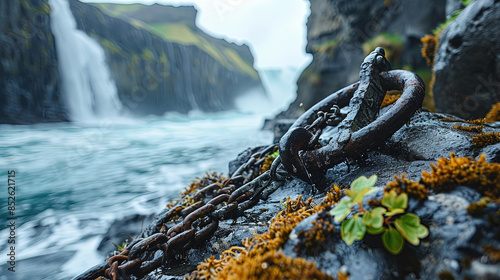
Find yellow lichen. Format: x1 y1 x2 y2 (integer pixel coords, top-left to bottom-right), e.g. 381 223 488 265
421 153 500 199
483 244 500 263
440 118 486 125
260 151 278 174
473 132 500 147
421 34 438 66
485 102 500 123
188 195 327 280
296 218 335 256
317 185 345 211
209 250 333 280
467 197 491 216
167 172 225 208
380 93 402 108
385 174 430 201
453 125 483 133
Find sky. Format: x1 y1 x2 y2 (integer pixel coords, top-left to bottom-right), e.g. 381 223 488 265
81 0 312 69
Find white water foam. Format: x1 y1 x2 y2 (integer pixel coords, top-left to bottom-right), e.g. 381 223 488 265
49 0 122 122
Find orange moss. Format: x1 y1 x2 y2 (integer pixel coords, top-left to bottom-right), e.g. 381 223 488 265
380 93 402 108
212 250 333 280
260 153 277 174
296 217 336 256
438 270 456 280
485 102 500 123
317 185 345 211
467 197 491 216
473 132 500 147
367 198 383 209
167 172 225 208
385 174 430 201
337 270 350 280
422 153 500 199
188 196 323 280
421 35 438 66
453 125 483 133
440 118 486 125
483 244 500 263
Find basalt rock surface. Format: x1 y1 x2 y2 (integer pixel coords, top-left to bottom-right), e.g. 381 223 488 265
117 110 500 279
0 0 66 124
433 0 500 119
272 0 447 124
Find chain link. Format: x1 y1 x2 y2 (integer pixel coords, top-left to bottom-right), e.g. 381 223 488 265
74 144 282 280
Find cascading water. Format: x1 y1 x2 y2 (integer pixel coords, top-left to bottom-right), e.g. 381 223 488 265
49 0 122 122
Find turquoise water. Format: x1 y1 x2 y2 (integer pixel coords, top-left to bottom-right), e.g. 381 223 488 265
0 67 300 279
0 112 273 279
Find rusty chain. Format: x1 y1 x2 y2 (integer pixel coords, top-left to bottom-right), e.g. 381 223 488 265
73 144 286 280
74 47 419 280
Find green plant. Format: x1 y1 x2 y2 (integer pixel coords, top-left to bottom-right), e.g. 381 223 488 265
329 175 429 254
433 0 474 36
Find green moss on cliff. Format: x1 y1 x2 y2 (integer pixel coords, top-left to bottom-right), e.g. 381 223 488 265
141 49 154 61
433 0 473 36
160 52 168 65
224 48 258 79
362 33 404 63
92 4 258 80
21 0 51 14
101 38 126 56
92 3 143 17
312 39 341 58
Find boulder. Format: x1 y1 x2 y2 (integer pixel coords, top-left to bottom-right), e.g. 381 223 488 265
433 0 500 119
104 110 500 279
275 0 446 122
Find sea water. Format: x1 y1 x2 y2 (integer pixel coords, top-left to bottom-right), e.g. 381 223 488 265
0 67 301 280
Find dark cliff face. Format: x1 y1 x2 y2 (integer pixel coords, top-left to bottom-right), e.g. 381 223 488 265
0 0 66 124
68 0 265 115
283 0 446 119
433 0 500 119
0 0 265 124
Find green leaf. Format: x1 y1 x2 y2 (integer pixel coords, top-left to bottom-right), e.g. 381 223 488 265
382 190 408 211
341 216 366 245
116 243 124 251
394 213 429 246
382 227 404 254
362 207 386 228
385 208 405 217
329 198 354 223
351 175 378 193
346 175 378 203
366 226 384 235
345 187 370 204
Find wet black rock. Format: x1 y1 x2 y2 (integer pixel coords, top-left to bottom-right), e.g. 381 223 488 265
282 185 500 280
129 109 500 279
97 214 154 256
0 0 66 124
274 0 446 123
433 0 500 119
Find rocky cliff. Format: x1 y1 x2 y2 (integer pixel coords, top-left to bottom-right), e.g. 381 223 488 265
273 0 447 122
69 0 265 115
0 0 66 124
433 0 500 119
0 0 265 124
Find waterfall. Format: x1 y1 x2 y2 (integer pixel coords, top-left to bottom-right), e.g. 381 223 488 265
49 0 122 122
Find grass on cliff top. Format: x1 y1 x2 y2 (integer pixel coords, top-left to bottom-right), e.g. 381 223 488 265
92 3 143 17
433 0 474 36
92 3 258 79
